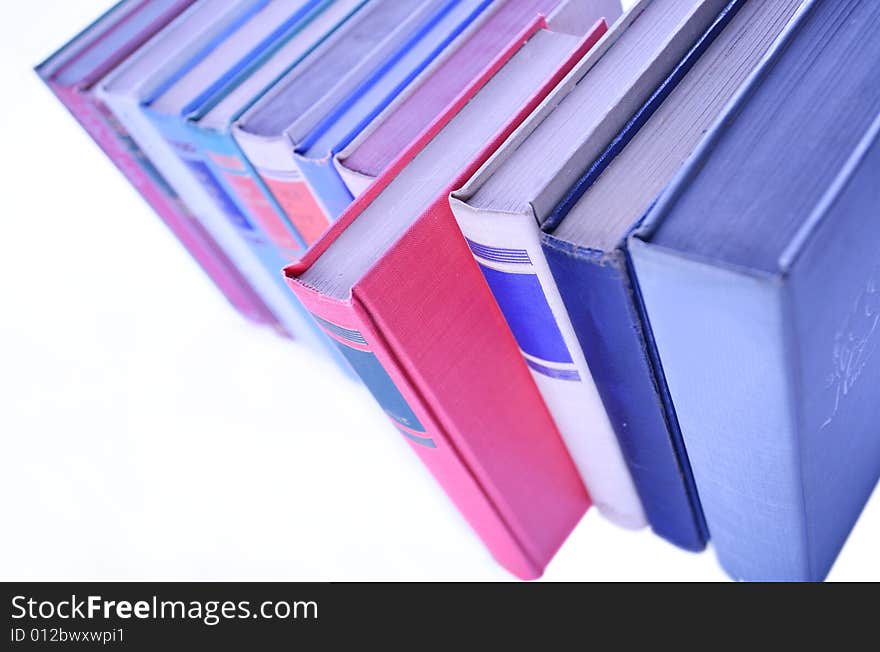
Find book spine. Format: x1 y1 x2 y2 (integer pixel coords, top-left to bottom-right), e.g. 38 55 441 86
234 131 335 247
355 198 590 577
542 235 707 551
286 201 589 579
628 242 807 580
48 82 278 328
451 200 645 529
177 119 353 370
284 282 546 580
629 110 880 582
295 152 355 224
102 91 301 341
188 125 305 260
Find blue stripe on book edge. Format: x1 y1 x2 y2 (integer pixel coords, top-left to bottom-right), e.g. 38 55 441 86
466 238 531 264
524 357 581 381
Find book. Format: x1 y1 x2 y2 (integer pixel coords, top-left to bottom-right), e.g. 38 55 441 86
97 0 298 339
36 0 279 330
629 0 880 581
543 0 805 548
334 0 621 197
140 0 351 358
233 0 494 247
284 18 607 579
449 0 736 548
186 0 367 261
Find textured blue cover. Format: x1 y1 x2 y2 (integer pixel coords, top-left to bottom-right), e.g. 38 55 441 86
535 0 750 551
295 0 492 220
541 242 706 550
543 0 745 231
630 0 880 580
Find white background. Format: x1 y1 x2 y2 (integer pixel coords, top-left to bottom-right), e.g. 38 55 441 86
1 0 876 582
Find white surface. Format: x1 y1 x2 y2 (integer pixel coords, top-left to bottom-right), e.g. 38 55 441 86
0 0 876 582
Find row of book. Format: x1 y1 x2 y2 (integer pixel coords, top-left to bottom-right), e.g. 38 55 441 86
40 0 880 581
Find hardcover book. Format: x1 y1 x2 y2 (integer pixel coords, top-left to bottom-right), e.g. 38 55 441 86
284 17 607 579
629 0 880 581
185 0 367 261
36 0 279 329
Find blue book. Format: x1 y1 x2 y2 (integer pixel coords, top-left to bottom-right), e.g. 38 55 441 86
539 0 807 555
184 0 367 260
233 0 492 246
630 0 880 581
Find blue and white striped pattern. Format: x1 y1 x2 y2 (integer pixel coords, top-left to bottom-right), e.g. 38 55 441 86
466 238 531 265
312 314 368 346
524 357 581 381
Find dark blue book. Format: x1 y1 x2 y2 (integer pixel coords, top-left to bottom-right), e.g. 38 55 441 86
630 0 880 581
541 0 803 554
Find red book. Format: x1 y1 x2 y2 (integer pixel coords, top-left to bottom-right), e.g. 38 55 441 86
285 18 606 579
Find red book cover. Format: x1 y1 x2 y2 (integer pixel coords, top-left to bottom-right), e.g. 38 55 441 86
285 19 606 578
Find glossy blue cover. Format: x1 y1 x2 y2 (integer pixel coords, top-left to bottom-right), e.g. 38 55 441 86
630 0 880 580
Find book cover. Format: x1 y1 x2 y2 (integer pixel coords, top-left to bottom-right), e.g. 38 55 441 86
284 20 606 579
629 0 880 581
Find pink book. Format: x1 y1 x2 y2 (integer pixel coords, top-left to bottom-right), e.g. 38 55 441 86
334 0 567 195
285 18 606 579
37 0 282 331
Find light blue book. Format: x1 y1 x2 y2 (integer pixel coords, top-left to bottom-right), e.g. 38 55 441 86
184 0 368 260
629 0 880 581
